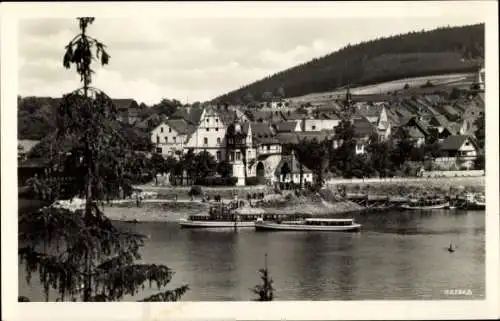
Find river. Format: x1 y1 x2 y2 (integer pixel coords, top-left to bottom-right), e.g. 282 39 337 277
18 208 485 301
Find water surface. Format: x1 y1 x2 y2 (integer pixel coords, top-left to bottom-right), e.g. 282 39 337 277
19 209 485 301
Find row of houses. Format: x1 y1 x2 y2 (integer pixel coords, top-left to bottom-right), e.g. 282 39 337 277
148 95 482 185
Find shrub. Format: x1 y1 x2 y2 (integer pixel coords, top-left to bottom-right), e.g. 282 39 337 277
245 177 261 186
188 185 203 197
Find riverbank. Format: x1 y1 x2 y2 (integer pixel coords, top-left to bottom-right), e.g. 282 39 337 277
102 191 363 222
21 176 485 222
328 176 485 197
132 184 273 200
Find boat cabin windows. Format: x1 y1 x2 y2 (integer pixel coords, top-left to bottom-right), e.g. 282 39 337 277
305 219 354 226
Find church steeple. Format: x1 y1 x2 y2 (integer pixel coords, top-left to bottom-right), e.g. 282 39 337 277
470 64 485 93
341 85 354 119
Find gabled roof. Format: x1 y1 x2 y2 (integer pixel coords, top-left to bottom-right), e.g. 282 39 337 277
274 153 312 176
166 119 195 135
440 135 478 151
404 117 430 136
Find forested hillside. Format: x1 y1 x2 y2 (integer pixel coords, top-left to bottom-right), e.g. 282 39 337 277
213 24 484 104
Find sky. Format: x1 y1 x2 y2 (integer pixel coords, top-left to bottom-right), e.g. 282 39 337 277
19 16 485 105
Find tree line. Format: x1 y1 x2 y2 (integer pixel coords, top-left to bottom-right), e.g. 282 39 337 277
287 118 485 190
213 23 484 104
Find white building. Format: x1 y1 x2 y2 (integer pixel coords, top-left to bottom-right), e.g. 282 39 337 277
184 107 229 162
301 113 341 132
150 119 194 157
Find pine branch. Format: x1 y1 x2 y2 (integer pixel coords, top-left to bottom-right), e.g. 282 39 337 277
140 285 190 302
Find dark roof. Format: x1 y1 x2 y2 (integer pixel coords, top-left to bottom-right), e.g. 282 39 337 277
404 117 430 136
166 119 195 135
274 121 298 133
188 107 204 124
296 130 334 142
112 99 138 111
251 122 274 137
274 153 312 175
227 122 251 137
246 110 286 123
215 109 239 126
352 117 376 138
429 114 449 127
281 111 304 121
440 135 477 151
275 132 299 145
169 107 204 125
254 136 280 145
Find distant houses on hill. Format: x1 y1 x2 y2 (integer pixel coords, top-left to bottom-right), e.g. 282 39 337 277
18 76 485 187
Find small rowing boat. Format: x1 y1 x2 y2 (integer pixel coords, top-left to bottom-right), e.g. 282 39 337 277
401 198 450 210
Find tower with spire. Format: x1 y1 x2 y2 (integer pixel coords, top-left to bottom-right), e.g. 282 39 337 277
470 63 485 93
341 85 355 120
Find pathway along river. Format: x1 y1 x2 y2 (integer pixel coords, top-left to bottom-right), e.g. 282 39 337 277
19 208 485 301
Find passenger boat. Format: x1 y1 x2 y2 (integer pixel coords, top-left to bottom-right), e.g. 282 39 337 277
178 200 307 229
464 193 485 210
401 198 450 210
254 217 361 232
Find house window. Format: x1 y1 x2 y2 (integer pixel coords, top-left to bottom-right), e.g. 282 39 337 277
216 128 219 131
216 151 221 161
206 128 209 132
312 125 316 130
156 147 162 153
165 136 168 143
169 128 172 133
267 145 270 151
229 152 234 161
236 151 241 161
216 118 219 123
160 127 164 133
204 137 208 145
156 135 160 144
173 136 176 142
217 137 221 144
206 119 209 123
228 138 234 144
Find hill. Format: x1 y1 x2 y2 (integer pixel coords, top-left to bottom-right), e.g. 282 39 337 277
212 23 484 104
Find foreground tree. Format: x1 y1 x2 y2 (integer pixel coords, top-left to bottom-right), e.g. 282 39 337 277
251 254 274 301
18 17 188 302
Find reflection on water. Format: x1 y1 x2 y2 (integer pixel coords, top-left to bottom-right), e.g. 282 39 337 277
19 209 485 301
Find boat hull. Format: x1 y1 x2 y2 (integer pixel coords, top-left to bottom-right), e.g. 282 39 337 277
255 221 362 232
178 219 255 228
465 202 485 210
401 202 450 210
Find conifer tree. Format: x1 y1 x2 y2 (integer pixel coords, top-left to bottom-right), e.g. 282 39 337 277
18 17 188 302
252 254 274 301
